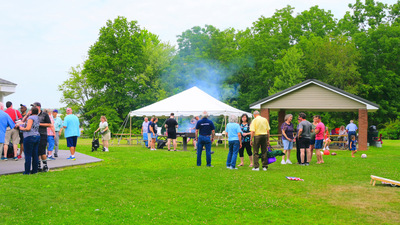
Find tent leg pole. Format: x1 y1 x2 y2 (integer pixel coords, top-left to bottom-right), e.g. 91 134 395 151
130 116 132 145
224 115 227 149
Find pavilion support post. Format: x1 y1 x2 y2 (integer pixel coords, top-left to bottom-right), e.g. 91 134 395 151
359 109 368 150
260 108 270 122
129 116 132 145
278 109 286 134
224 115 227 149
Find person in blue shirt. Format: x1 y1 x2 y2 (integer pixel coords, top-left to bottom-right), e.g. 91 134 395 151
63 108 80 160
349 135 357 157
225 115 242 169
346 120 358 150
195 111 215 167
52 109 63 157
0 102 15 160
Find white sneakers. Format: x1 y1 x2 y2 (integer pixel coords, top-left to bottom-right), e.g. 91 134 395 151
286 159 292 164
282 159 292 164
281 160 286 164
252 167 260 171
263 167 267 171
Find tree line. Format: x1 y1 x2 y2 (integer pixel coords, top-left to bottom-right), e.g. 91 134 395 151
59 0 400 138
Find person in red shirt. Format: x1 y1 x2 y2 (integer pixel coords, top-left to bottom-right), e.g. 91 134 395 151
3 101 22 161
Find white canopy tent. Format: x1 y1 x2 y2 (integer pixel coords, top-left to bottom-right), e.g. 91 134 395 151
129 86 251 117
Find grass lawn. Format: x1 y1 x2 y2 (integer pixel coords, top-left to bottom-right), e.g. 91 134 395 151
1 139 399 224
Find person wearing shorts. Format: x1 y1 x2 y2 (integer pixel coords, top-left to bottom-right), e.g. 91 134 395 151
32 102 51 172
63 108 80 160
297 112 312 166
314 115 325 164
3 101 22 161
165 113 178 151
281 114 294 165
149 117 157 150
95 116 111 152
0 102 16 161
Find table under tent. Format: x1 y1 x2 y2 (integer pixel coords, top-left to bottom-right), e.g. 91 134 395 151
115 86 252 150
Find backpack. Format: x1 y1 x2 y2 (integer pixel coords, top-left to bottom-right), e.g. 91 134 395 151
2 142 14 158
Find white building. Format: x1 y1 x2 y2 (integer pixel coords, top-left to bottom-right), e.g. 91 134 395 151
0 78 17 103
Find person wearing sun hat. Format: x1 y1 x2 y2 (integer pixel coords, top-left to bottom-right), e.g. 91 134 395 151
63 108 80 160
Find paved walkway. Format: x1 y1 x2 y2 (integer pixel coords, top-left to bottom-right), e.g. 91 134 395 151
0 150 102 175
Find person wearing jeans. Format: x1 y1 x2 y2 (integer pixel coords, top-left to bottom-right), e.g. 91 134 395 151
346 120 358 150
225 114 242 169
19 106 40 175
195 111 215 167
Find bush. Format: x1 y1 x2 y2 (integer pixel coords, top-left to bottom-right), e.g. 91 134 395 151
380 119 400 139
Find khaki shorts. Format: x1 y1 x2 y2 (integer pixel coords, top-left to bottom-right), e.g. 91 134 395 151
102 132 111 141
5 128 20 145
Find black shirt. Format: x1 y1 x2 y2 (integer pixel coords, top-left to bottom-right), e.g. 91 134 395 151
38 111 51 135
165 118 178 133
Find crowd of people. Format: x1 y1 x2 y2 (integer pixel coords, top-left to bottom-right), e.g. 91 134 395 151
0 101 81 175
139 110 359 170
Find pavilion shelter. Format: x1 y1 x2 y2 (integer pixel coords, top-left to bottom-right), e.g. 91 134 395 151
249 79 379 150
0 78 16 103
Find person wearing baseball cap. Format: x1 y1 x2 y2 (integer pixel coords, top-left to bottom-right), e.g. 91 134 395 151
63 108 80 160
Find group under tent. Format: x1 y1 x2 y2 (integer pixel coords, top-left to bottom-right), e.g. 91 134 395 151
115 86 252 148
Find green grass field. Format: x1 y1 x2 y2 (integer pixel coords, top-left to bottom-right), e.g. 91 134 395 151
1 139 399 224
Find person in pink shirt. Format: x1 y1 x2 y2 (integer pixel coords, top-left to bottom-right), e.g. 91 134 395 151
46 109 56 160
314 115 325 164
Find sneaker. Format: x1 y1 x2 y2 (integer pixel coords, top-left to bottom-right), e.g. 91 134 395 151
17 155 22 159
38 167 42 172
305 163 310 166
105 148 109 152
67 156 76 161
281 160 286 164
43 165 49 172
323 147 326 150
54 154 58 157
13 157 18 161
263 167 267 171
252 167 259 171
48 156 56 160
211 151 215 154
301 163 306 166
286 160 292 164
1 157 7 161
206 165 214 167
327 146 330 150
227 166 231 169
230 167 238 170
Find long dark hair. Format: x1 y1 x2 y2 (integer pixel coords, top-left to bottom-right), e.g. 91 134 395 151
240 113 250 125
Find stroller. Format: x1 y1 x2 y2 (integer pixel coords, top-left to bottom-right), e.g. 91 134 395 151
91 132 104 152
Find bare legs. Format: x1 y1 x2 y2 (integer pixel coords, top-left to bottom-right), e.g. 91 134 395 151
167 139 177 151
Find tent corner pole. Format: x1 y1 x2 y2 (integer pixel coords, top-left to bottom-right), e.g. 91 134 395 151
129 115 132 145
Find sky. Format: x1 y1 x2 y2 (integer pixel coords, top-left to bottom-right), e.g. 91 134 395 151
0 0 398 109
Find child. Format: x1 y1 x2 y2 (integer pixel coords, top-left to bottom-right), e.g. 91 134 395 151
350 135 357 157
323 129 331 150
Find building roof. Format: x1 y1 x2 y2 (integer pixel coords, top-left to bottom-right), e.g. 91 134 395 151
250 79 379 111
0 78 16 85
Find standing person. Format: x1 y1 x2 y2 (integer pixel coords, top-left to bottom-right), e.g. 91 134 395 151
281 114 295 165
0 102 15 160
32 102 52 172
52 109 63 157
149 117 157 150
165 113 178 151
195 111 215 167
46 109 56 160
250 110 270 171
3 101 22 161
297 113 312 166
147 118 153 149
225 114 242 169
17 104 28 159
141 117 150 148
346 120 358 150
295 118 301 164
338 125 347 149
314 115 325 164
188 116 199 150
63 108 80 160
349 135 357 157
95 116 111 152
19 106 40 175
309 117 318 163
238 114 253 167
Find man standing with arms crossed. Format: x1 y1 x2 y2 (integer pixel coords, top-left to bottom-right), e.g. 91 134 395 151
250 110 270 171
195 111 215 167
63 108 80 160
52 109 63 157
165 113 178 151
346 120 358 150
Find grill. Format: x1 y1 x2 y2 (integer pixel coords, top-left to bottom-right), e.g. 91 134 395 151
176 132 196 138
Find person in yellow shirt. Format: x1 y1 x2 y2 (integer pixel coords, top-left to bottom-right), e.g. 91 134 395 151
250 110 270 171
